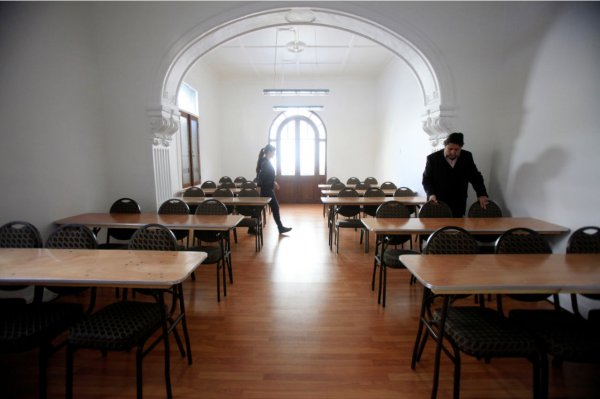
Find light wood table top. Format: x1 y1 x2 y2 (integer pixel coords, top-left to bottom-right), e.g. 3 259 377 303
361 217 569 235
321 189 396 196
400 254 600 295
54 213 244 231
201 187 242 195
179 196 271 206
0 248 207 289
321 196 427 206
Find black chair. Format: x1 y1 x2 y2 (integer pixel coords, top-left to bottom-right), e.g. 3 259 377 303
101 198 141 249
467 199 503 253
241 181 257 189
0 221 83 399
45 224 98 315
355 181 369 190
380 181 397 190
66 225 185 399
218 181 236 189
364 177 378 186
333 188 365 253
183 186 205 197
371 201 415 307
0 221 43 296
236 188 263 252
417 200 453 250
192 199 231 301
326 177 340 184
200 180 217 189
330 181 345 190
360 187 386 250
412 226 547 399
506 227 600 376
346 177 360 185
394 186 418 216
494 227 555 316
219 176 233 184
158 198 191 247
234 176 247 184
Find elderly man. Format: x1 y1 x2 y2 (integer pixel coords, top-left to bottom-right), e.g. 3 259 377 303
422 132 489 217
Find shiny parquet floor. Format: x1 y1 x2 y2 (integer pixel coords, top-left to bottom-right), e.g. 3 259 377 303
2 204 599 398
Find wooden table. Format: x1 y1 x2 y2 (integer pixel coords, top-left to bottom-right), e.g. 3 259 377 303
178 196 271 207
361 217 569 236
321 189 396 196
201 187 242 195
321 196 428 252
0 247 207 390
399 253 600 399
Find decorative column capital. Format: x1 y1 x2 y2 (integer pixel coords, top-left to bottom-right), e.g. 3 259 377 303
147 104 180 147
422 104 457 149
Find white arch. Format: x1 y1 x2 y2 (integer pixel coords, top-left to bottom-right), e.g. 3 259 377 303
147 6 458 204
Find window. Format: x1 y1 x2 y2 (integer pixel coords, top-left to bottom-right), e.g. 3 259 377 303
269 109 326 176
179 111 200 187
177 82 198 115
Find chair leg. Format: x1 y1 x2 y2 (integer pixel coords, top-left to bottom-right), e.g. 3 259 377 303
412 288 431 369
39 341 49 399
136 345 144 399
66 344 75 399
452 345 462 399
176 284 193 365
382 265 387 307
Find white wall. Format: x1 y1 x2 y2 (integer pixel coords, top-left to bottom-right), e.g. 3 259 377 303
214 76 379 182
374 58 430 194
0 2 107 238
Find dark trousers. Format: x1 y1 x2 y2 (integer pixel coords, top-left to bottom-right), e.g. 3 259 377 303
260 188 284 229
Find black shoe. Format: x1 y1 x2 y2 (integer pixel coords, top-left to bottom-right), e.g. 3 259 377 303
278 226 292 234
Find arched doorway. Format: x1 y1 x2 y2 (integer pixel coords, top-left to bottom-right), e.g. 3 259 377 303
147 7 457 206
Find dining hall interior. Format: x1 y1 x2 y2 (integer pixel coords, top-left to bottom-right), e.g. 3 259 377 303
1 1 599 398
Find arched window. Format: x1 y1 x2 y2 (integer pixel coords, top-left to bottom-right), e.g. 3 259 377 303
269 109 326 176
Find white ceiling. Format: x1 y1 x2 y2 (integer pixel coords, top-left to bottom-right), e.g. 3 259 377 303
200 25 396 79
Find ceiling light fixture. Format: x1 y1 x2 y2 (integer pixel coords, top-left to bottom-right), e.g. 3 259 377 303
263 88 330 96
272 105 324 112
286 39 306 53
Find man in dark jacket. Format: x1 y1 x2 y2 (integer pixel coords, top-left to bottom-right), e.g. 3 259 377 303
422 132 489 217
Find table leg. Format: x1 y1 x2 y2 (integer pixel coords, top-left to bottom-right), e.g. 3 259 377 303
431 295 451 399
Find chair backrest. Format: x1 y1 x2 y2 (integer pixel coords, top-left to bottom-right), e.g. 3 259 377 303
234 176 247 183
0 221 43 248
418 201 453 218
46 224 98 249
109 198 141 214
567 226 600 254
326 177 340 184
467 200 503 217
376 201 410 218
219 176 233 184
128 224 177 251
424 226 479 254
195 199 228 215
380 181 397 190
238 188 259 197
200 180 217 189
218 181 236 189
355 182 369 190
364 177 378 186
494 227 552 254
394 186 416 197
364 188 385 197
183 187 205 197
336 188 360 218
241 181 257 189
330 182 346 190
158 199 190 215
346 177 360 185
213 188 234 197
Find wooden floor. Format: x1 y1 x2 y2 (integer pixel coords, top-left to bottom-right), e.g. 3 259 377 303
2 204 599 398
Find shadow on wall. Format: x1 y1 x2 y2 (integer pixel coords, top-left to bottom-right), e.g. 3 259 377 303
506 146 566 218
487 4 565 213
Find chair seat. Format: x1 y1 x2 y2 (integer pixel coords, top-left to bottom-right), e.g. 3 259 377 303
237 218 259 228
383 248 414 268
191 246 223 263
97 242 129 250
0 302 84 352
69 301 164 351
336 219 363 228
433 306 539 358
510 309 600 362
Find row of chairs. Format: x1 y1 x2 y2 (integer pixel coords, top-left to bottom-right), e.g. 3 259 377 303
407 225 600 399
0 221 199 399
327 176 380 186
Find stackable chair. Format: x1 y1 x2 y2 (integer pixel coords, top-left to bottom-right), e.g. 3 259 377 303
1 221 83 399
411 226 547 399
333 188 365 253
101 197 141 249
158 198 191 247
236 188 263 251
370 202 416 307
66 224 189 399
467 199 503 253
